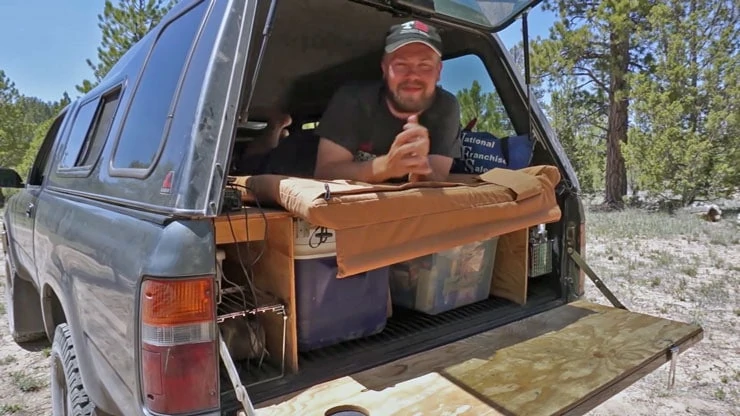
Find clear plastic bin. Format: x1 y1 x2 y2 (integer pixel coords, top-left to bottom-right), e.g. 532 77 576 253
389 237 499 315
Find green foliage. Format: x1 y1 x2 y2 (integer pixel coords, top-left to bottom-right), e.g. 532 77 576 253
0 69 69 178
624 0 739 204
17 96 57 126
534 0 654 207
77 0 177 93
544 79 606 193
0 70 34 168
455 80 515 137
15 117 55 181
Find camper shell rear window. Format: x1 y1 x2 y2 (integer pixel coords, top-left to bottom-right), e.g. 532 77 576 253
393 0 542 31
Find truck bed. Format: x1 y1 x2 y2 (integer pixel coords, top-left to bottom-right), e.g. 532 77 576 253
220 278 562 411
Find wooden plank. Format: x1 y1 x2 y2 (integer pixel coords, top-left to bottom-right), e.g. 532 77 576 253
256 300 703 416
248 216 298 374
214 208 293 244
221 214 299 374
563 329 702 416
440 301 702 416
256 372 505 416
490 228 528 305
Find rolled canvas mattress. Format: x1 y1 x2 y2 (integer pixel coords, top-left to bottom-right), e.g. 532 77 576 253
232 165 562 277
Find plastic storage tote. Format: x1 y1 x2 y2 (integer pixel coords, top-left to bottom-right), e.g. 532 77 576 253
293 218 389 351
389 237 499 315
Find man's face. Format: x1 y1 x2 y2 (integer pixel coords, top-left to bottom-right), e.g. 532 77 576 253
382 43 442 114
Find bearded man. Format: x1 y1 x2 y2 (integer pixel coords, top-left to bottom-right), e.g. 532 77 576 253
313 20 462 183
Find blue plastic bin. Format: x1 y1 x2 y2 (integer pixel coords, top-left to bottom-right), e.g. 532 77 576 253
293 219 389 351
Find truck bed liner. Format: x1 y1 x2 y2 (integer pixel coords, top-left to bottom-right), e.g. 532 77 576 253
220 280 561 412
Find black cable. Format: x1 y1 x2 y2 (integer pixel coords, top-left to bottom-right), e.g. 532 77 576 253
226 183 268 267
224 209 260 309
309 225 333 249
223 207 269 369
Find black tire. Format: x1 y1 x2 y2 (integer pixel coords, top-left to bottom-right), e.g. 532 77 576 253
50 323 95 416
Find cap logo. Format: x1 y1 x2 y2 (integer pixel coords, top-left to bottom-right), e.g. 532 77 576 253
400 20 431 37
413 21 429 32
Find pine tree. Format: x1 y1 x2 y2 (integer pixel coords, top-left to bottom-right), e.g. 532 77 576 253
533 0 653 209
544 78 607 194
77 0 177 93
456 80 514 137
0 70 32 168
624 0 739 204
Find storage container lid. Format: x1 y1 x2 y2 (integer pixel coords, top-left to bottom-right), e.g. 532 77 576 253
294 218 337 258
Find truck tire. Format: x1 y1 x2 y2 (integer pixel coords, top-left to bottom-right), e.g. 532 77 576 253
51 323 95 416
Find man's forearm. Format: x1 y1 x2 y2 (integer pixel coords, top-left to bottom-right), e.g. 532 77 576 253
315 157 390 183
413 170 447 182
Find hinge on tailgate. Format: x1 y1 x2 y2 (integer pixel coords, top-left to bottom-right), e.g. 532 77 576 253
567 247 628 310
668 345 680 389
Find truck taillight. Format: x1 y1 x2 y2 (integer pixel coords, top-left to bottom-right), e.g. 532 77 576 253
140 276 219 414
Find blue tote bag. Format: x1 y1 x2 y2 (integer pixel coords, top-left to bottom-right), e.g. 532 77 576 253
451 129 535 175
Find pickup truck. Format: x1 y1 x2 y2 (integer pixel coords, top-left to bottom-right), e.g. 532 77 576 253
1 0 703 415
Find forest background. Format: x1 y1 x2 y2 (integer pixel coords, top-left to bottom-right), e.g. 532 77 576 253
0 0 738 209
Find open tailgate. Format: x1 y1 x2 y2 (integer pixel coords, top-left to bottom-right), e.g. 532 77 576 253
255 300 702 416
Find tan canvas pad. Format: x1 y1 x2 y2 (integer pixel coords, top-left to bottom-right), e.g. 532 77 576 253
231 165 562 277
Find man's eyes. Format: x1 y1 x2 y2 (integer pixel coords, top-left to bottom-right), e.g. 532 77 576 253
393 63 434 73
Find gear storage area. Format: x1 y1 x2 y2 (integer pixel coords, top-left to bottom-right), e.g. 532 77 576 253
210 0 570 412
210 164 566 411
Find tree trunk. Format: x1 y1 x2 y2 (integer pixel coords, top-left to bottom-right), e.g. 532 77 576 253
604 31 630 209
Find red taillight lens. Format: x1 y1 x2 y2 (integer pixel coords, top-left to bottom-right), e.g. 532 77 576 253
140 276 219 414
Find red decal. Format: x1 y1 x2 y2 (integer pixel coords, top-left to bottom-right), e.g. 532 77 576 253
160 170 174 194
414 21 429 32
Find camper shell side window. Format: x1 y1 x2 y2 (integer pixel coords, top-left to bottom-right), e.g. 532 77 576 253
108 0 209 177
54 85 124 178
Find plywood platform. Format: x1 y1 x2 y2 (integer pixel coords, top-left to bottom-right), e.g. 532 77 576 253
255 300 702 416
216 208 299 373
214 208 292 244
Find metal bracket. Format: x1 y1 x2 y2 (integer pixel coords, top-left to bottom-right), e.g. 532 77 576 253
567 247 628 310
668 345 680 389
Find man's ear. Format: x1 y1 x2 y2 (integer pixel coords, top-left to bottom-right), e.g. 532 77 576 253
436 60 443 82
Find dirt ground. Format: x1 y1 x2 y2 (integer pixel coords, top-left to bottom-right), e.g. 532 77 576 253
0 207 738 415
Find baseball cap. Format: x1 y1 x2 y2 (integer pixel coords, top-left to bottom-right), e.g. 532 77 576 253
385 20 443 56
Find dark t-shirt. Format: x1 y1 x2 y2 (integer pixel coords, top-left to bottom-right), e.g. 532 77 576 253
315 81 462 162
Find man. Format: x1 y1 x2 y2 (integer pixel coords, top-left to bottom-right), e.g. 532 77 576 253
313 20 462 183
230 110 293 176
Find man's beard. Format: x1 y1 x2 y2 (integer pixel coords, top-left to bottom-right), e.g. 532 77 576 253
386 82 435 113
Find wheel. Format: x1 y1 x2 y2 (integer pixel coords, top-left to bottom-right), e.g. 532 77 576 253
50 323 95 416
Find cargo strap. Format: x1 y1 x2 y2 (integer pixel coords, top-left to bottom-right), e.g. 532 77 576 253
567 248 628 310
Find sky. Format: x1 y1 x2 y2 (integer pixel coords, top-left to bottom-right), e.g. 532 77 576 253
442 5 556 95
0 0 104 102
0 0 556 104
